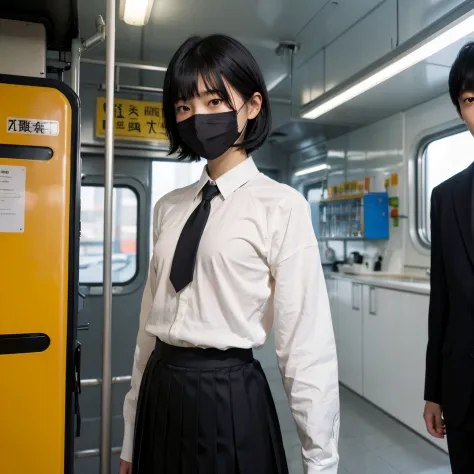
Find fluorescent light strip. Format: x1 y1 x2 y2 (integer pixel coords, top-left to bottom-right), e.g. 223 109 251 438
302 11 474 120
294 164 330 177
120 0 155 26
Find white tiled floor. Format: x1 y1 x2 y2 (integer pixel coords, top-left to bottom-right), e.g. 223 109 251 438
269 379 452 474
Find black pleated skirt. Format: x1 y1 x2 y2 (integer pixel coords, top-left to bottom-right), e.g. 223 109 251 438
132 339 289 474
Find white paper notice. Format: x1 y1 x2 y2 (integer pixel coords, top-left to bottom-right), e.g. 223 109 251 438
0 165 26 233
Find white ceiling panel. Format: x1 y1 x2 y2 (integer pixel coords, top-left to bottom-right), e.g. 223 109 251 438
140 0 330 90
295 0 385 68
145 0 329 52
325 0 396 92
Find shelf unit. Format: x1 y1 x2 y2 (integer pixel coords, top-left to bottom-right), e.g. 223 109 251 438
319 192 389 240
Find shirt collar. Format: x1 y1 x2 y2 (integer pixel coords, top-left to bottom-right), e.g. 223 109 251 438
193 157 260 200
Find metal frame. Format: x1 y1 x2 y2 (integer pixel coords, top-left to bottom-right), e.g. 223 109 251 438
76 447 122 460
70 16 106 95
82 57 167 72
82 57 291 105
78 182 141 289
414 123 467 248
79 172 148 297
81 375 131 388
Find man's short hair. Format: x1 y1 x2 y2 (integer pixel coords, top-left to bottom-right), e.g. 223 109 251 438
449 42 474 114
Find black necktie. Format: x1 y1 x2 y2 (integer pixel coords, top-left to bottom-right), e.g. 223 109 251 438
170 182 220 293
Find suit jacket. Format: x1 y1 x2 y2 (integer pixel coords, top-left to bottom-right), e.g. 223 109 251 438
424 162 474 428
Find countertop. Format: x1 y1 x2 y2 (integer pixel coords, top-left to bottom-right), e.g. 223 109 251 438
326 272 430 296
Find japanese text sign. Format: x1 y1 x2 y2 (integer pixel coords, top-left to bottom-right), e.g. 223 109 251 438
95 97 167 142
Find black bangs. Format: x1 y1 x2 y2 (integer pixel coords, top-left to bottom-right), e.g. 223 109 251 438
169 54 236 111
163 34 272 161
449 42 474 113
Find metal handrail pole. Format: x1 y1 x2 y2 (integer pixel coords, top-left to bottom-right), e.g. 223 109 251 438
100 0 116 471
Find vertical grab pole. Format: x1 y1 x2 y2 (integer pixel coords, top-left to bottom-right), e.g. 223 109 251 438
100 0 116 471
70 38 81 95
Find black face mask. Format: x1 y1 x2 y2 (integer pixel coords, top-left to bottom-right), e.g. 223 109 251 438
177 109 247 161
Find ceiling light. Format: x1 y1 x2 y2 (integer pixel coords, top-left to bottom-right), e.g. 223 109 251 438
302 8 474 120
120 0 155 26
294 164 330 177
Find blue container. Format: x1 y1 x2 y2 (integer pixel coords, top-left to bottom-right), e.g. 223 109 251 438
362 192 389 240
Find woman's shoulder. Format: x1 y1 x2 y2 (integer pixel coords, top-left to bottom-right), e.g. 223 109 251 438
152 181 197 224
250 173 309 211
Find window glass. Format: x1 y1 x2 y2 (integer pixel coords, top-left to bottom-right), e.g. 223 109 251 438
80 186 138 284
420 129 474 244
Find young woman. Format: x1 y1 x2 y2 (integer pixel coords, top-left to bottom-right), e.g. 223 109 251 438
119 34 339 474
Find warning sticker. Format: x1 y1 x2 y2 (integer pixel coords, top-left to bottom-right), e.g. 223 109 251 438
0 165 26 233
7 117 59 136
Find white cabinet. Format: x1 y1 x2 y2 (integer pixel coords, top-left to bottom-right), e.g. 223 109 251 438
361 285 447 451
327 277 448 451
331 278 363 395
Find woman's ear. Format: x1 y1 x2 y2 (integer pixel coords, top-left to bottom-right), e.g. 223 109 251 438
247 93 263 120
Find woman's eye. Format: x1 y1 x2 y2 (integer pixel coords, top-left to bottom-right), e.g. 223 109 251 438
209 99 223 107
176 105 189 113
464 97 474 104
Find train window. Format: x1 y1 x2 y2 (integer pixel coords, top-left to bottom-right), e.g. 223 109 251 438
150 160 204 256
79 186 138 285
418 129 474 245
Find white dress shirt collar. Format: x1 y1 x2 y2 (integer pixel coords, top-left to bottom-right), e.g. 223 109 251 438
194 157 260 200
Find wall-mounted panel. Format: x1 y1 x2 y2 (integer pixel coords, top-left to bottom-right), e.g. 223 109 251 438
325 0 396 92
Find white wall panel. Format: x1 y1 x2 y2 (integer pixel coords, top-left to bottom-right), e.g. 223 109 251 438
326 135 348 187
398 0 466 45
325 0 396 92
293 51 325 106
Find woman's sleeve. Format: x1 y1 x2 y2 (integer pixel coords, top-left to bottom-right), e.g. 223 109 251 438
269 194 340 474
120 203 160 463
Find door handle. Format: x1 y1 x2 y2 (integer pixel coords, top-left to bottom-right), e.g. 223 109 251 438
352 283 360 311
369 287 377 315
74 341 82 437
77 323 90 331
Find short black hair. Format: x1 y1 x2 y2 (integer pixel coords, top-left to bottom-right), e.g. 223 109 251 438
449 42 474 114
162 34 272 161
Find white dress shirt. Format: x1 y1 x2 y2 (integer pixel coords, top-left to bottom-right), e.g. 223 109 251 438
122 157 340 473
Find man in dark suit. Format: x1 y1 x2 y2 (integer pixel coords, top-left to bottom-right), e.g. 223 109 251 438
424 42 474 472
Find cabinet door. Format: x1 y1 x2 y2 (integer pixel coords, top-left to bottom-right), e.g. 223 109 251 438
362 287 448 451
362 286 401 412
336 280 363 395
396 293 447 451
